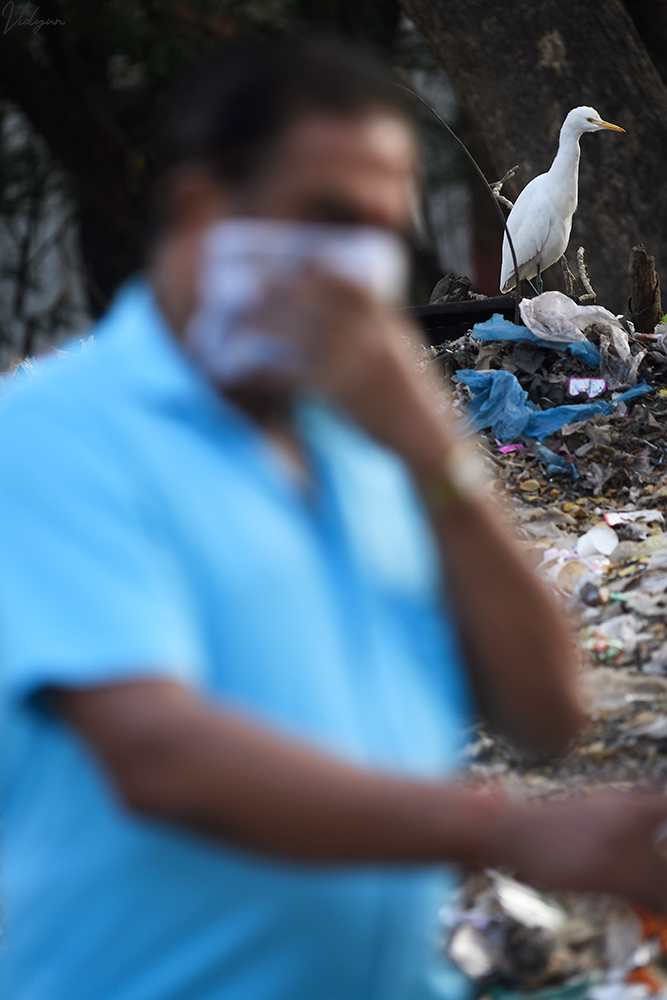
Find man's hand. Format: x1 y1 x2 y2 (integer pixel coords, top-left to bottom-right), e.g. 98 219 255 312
486 793 667 914
245 271 455 477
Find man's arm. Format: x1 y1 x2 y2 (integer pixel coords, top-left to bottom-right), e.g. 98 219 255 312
366 338 581 754
55 679 493 862
388 370 583 755
250 273 583 754
56 678 667 911
428 497 581 756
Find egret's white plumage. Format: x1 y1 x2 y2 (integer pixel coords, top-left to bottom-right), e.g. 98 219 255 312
500 106 624 293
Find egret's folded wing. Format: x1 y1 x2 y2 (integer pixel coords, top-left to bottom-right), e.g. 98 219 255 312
500 185 552 291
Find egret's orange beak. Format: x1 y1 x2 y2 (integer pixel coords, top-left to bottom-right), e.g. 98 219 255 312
599 119 625 132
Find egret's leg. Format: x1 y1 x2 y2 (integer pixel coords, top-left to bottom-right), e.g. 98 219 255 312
535 264 543 295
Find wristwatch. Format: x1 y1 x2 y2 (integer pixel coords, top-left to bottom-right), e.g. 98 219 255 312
419 443 485 514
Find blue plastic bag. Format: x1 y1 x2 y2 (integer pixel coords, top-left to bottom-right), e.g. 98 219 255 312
533 441 579 480
471 313 600 367
455 369 652 441
455 369 533 440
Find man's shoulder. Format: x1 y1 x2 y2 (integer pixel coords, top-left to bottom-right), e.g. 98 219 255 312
0 339 119 450
0 285 159 476
0 280 171 441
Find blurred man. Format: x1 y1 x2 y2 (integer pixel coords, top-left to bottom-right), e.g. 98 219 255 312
1 36 667 1000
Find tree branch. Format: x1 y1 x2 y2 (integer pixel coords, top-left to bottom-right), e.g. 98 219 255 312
0 21 141 260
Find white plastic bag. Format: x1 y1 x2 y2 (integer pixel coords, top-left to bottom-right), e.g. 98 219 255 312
520 290 626 344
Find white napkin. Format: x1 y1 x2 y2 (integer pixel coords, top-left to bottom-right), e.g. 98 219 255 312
184 218 408 385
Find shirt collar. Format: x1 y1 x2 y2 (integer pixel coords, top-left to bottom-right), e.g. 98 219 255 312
98 278 358 487
100 278 330 493
99 276 236 417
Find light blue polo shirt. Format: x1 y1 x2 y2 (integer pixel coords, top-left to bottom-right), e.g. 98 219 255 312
0 280 473 1000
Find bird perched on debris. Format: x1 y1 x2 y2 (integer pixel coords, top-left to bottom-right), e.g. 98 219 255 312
500 106 624 295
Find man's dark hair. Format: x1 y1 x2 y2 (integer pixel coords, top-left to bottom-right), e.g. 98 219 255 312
156 34 411 189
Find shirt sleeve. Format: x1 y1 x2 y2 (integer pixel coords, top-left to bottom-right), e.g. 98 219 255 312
0 385 203 706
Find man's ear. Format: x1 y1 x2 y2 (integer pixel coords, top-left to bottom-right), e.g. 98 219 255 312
154 163 231 233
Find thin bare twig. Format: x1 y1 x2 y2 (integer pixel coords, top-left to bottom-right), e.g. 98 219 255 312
494 193 515 212
490 165 519 198
576 246 597 303
396 84 522 322
490 165 517 211
559 255 575 297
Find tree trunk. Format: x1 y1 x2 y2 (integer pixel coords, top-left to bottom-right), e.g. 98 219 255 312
399 0 667 312
625 243 663 332
624 0 667 89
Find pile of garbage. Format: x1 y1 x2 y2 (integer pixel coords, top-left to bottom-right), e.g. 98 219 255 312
422 289 667 790
448 513 667 999
434 290 667 499
422 287 667 998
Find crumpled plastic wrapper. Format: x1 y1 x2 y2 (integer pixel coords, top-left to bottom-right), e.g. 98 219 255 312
442 871 665 1000
519 293 626 348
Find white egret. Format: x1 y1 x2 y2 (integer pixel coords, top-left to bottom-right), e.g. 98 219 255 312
500 106 624 294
